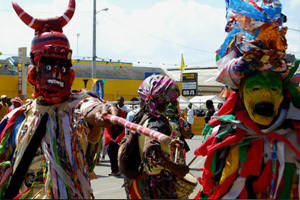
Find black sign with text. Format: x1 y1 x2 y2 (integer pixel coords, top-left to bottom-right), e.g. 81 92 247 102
182 73 197 96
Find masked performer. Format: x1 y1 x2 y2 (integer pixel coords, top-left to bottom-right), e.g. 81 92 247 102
0 0 118 198
166 100 193 164
194 0 300 199
124 75 189 199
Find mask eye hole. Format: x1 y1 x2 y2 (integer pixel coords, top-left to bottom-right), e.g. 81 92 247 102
252 88 260 91
271 88 278 92
45 65 52 72
62 67 66 73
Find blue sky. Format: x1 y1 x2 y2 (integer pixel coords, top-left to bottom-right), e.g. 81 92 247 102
0 0 299 68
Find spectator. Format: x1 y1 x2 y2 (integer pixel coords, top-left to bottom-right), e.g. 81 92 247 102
187 103 194 129
7 97 23 113
0 95 8 120
204 100 215 123
117 96 131 114
125 97 145 135
104 105 126 176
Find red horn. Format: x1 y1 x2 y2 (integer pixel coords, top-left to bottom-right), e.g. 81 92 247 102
12 1 41 30
59 0 76 28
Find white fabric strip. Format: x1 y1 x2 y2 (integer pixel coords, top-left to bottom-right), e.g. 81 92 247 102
222 176 246 199
42 141 82 198
274 141 285 198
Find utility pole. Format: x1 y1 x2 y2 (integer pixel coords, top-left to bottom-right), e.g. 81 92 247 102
92 0 96 91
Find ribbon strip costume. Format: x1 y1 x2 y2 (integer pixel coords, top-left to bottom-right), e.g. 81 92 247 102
0 0 108 198
194 0 300 199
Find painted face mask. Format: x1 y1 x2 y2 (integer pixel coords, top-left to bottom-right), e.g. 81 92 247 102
12 0 76 104
33 57 75 104
242 71 283 126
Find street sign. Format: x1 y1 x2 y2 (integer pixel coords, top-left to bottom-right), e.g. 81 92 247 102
182 73 197 96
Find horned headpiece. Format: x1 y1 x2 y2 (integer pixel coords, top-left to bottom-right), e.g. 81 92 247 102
12 0 75 62
12 0 76 104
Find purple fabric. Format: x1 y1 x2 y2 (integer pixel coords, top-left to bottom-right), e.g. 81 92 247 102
138 75 179 117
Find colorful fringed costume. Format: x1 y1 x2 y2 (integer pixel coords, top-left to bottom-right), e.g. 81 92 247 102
0 91 103 198
194 0 300 199
124 75 189 199
0 0 114 198
195 90 300 199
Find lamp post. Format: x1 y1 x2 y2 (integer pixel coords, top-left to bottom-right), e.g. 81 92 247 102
76 33 80 57
92 0 108 90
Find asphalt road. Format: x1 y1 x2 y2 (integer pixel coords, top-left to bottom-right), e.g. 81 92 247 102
91 136 206 199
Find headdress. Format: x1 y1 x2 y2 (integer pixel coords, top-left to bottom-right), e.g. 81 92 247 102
12 0 75 63
12 0 76 104
138 75 179 117
216 0 293 89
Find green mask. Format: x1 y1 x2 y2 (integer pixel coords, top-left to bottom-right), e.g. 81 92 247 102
242 71 283 126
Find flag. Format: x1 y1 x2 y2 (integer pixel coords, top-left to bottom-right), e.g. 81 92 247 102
179 54 186 72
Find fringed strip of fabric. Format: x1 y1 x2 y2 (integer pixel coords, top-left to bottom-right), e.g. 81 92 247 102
60 112 74 166
42 139 82 198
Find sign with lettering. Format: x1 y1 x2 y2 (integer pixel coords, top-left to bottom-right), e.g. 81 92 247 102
182 73 197 96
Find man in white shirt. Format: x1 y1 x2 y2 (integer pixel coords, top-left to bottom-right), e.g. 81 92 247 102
125 98 145 135
187 103 194 129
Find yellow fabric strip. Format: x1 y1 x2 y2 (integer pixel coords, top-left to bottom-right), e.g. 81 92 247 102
132 179 142 199
219 145 239 184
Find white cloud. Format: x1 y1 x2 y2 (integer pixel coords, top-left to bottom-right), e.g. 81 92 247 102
2 0 299 67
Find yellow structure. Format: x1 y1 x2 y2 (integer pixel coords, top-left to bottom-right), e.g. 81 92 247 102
72 77 144 101
0 73 182 102
72 59 133 67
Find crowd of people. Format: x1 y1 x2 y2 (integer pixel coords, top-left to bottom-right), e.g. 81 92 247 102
0 0 299 199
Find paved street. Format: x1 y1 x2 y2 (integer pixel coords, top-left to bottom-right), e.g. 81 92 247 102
91 136 205 199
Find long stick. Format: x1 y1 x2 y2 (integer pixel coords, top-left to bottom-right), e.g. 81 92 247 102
188 156 197 167
103 114 171 144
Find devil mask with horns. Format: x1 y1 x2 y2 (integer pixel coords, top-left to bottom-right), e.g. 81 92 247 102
12 0 76 104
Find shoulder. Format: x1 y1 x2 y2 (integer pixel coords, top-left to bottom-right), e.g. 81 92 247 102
147 115 171 136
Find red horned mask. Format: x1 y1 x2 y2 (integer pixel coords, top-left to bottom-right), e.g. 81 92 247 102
13 0 76 104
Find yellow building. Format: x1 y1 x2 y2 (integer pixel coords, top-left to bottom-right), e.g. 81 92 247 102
0 58 182 101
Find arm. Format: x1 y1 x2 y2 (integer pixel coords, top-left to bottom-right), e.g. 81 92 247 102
143 119 189 178
82 98 118 143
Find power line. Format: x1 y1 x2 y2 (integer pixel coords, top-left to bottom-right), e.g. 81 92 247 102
289 28 300 32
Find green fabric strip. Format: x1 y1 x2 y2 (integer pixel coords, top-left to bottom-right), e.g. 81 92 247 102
0 128 12 156
238 140 250 163
217 114 236 122
199 187 209 199
202 124 213 141
278 162 296 199
216 128 234 139
210 152 217 174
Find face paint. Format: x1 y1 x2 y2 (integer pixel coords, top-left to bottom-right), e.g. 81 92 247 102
242 71 283 126
34 57 74 104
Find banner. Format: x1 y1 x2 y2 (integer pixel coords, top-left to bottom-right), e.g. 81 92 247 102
179 54 186 72
95 80 106 99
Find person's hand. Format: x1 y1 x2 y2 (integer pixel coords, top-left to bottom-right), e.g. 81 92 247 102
85 102 118 128
86 102 118 143
173 163 189 178
94 103 118 128
169 138 184 152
